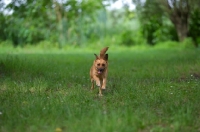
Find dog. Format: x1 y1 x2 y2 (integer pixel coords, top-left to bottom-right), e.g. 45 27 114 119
90 47 109 96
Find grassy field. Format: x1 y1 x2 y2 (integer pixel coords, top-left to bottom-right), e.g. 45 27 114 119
0 48 200 132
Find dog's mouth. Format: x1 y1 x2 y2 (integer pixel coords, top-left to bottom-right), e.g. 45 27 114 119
97 68 104 74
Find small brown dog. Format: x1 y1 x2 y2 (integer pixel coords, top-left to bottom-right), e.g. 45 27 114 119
90 47 109 96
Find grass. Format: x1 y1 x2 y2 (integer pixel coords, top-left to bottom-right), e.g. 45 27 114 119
0 47 200 132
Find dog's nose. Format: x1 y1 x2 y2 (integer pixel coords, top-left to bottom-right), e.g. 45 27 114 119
99 68 104 72
97 68 104 74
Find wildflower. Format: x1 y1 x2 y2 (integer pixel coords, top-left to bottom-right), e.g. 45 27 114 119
55 128 62 132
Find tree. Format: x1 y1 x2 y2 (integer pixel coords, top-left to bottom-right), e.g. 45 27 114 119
189 8 200 47
0 0 104 46
4 0 56 45
161 0 190 42
133 0 200 45
133 0 177 45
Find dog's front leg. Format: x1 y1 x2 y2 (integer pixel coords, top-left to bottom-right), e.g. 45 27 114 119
102 78 106 89
91 79 94 90
98 79 103 96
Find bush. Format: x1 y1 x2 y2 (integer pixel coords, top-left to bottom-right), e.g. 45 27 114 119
0 41 13 48
182 38 196 49
120 30 145 46
155 41 180 48
37 41 60 49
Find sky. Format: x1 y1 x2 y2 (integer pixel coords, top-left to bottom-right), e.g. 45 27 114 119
3 0 135 9
109 0 135 10
3 0 11 4
2 0 136 14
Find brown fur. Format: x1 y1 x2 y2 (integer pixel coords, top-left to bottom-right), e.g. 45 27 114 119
90 47 109 96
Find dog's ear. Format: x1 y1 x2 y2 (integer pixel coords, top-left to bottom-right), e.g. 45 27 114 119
104 54 108 61
94 54 99 59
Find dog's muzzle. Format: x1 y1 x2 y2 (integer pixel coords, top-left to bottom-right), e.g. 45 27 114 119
97 68 104 74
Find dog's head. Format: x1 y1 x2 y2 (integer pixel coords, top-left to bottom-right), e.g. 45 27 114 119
94 54 108 74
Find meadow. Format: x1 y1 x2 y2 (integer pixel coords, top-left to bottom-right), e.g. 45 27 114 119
0 47 200 132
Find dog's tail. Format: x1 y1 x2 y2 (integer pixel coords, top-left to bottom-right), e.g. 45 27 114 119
100 47 109 58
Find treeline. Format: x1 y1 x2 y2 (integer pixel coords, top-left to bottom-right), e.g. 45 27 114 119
133 0 200 47
0 0 200 48
0 0 105 48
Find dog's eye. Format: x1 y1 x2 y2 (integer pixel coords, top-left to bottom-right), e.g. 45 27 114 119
102 64 105 66
97 63 100 66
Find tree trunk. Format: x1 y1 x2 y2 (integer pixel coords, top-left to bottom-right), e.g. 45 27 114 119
163 0 190 42
172 17 188 42
54 1 64 48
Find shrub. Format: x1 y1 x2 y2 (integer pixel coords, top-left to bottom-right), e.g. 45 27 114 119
155 41 180 48
182 37 196 49
120 30 145 46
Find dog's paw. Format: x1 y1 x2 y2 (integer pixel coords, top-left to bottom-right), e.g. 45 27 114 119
98 93 103 96
101 87 106 90
96 82 100 87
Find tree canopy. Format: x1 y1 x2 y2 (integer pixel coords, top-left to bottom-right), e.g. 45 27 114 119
133 0 200 46
0 0 105 47
0 0 199 47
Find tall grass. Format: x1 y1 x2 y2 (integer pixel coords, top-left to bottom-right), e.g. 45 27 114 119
0 48 200 132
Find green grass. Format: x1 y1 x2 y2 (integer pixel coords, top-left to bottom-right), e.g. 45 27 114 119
0 48 200 132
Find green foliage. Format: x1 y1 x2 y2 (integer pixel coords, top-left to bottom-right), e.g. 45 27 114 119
135 0 163 45
134 0 200 46
152 17 178 43
134 0 179 45
0 0 200 48
0 0 104 46
155 38 196 49
3 0 56 45
120 29 145 46
0 13 7 41
27 41 60 50
0 48 200 131
0 40 13 48
189 9 200 47
155 41 180 48
120 30 135 46
182 38 196 49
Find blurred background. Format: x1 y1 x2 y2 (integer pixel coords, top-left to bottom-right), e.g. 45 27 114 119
0 0 199 49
